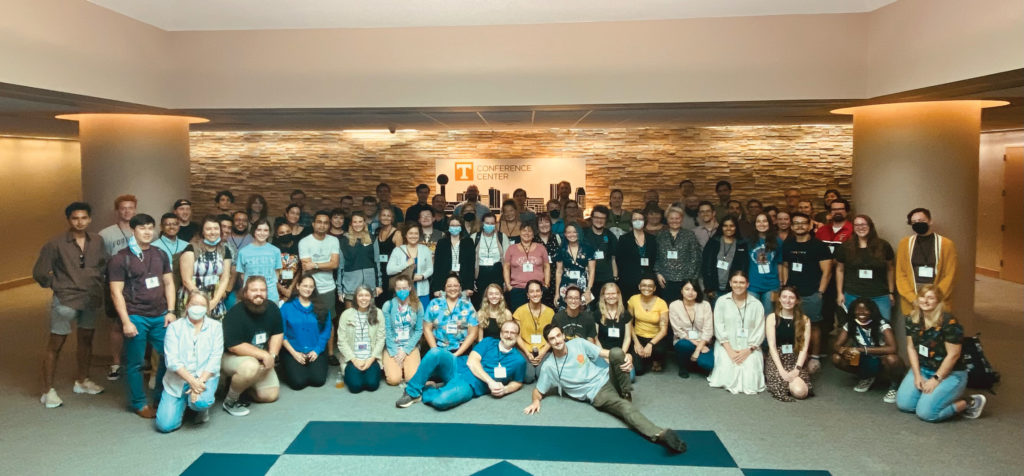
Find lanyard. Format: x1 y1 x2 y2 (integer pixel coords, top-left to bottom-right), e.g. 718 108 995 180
567 243 579 262
732 296 748 328
230 235 246 250
855 325 873 346
161 236 182 256
529 305 543 332
682 302 697 329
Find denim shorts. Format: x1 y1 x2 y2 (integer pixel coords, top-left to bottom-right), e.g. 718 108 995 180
50 296 98 335
801 291 823 323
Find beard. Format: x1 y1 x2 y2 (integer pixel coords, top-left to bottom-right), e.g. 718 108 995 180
243 298 266 315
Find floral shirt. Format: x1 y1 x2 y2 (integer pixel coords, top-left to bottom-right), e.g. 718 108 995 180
906 312 965 371
425 296 479 352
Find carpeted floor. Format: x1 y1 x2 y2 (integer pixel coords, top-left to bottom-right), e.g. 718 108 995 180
0 275 1019 476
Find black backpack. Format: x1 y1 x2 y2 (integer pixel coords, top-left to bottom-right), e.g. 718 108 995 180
962 333 1000 393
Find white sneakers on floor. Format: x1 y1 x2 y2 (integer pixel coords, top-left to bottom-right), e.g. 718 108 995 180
883 389 898 404
73 379 105 395
40 388 63 408
854 377 876 393
963 394 987 419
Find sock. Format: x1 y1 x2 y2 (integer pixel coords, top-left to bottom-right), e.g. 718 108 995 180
226 389 241 402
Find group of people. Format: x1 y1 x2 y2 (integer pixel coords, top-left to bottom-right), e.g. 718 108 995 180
31 179 986 450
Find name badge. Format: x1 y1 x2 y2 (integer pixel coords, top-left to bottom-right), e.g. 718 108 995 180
859 269 873 279
687 330 700 340
607 327 620 338
918 266 935 278
452 263 461 272
567 270 581 280
493 364 507 379
781 344 794 354
281 269 294 280
717 259 730 270
397 328 410 341
356 342 369 352
757 264 771 274
253 332 267 345
481 258 497 267
640 257 650 266
667 250 679 260
522 262 534 273
735 328 748 348
379 254 389 263
530 334 542 344
791 262 803 272
918 344 929 357
594 250 605 260
445 322 459 335
145 276 160 289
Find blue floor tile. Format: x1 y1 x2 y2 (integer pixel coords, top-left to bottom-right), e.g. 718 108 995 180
472 460 533 475
180 453 279 476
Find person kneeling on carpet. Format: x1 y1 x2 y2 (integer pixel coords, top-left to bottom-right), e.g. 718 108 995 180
396 319 526 410
220 277 283 417
523 323 687 454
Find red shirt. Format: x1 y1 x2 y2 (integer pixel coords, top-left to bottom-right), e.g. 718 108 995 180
815 220 854 244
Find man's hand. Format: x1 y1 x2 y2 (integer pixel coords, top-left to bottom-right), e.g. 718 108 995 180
122 321 139 338
260 351 275 369
523 401 541 415
164 312 177 327
488 380 505 397
619 353 633 372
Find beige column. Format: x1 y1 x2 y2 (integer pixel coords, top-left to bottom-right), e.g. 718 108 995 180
833 100 1006 319
56 113 206 223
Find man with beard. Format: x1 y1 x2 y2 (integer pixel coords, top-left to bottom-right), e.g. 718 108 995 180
228 210 254 251
814 198 854 340
523 324 687 454
396 319 526 410
781 212 833 374
221 276 283 416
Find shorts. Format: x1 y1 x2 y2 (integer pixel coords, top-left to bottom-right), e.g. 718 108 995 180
50 296 98 335
221 353 280 391
801 291 823 323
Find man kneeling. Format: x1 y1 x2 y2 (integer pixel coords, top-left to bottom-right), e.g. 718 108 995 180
396 319 526 410
221 277 283 416
523 324 687 454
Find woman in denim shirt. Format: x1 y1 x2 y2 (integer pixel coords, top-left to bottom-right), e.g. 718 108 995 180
381 275 424 386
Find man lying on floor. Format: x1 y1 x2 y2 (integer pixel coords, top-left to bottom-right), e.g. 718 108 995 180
523 323 687 454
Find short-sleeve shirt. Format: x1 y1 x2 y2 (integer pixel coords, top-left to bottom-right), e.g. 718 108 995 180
748 237 783 293
504 242 550 288
99 224 133 257
781 238 832 296
556 243 595 289
627 294 668 339
836 241 895 297
236 243 284 302
298 234 340 293
468 337 527 396
425 297 478 352
842 321 892 347
905 313 965 372
536 339 608 402
512 304 556 348
222 301 284 351
552 309 597 341
597 311 633 350
107 247 172 317
582 228 618 282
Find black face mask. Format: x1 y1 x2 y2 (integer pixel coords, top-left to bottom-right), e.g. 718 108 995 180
273 236 295 250
911 222 930 234
549 210 560 220
462 213 476 223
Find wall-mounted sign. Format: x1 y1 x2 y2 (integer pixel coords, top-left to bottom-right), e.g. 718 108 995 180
436 158 586 211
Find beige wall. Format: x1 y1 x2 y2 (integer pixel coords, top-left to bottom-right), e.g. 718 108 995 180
977 130 1024 272
0 138 81 284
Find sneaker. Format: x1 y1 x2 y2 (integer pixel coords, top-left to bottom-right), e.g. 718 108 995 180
40 388 63 408
883 388 898 404
677 368 690 379
854 377 876 393
73 379 105 395
222 399 251 417
963 394 987 419
106 365 121 381
395 391 420 408
195 409 210 424
807 357 822 375
656 429 687 454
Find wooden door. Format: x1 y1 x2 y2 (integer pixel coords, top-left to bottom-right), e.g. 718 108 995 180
1002 146 1024 283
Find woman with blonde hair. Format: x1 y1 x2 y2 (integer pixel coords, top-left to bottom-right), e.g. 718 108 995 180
896 285 986 421
337 212 382 308
477 283 513 341
763 286 812 402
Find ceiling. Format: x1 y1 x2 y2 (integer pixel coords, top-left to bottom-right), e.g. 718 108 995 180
87 0 898 31
1 69 1020 139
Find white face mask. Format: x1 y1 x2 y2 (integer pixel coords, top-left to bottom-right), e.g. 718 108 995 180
187 305 207 320
632 220 645 230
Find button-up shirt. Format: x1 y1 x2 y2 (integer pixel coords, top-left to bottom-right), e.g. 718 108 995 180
33 231 108 310
163 317 223 398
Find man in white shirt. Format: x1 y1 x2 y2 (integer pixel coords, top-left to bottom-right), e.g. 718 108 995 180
298 210 341 363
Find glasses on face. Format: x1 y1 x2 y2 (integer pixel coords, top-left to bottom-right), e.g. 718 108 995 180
565 296 581 302
792 221 810 226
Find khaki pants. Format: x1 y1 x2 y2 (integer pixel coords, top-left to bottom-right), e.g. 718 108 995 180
382 347 422 386
591 348 663 440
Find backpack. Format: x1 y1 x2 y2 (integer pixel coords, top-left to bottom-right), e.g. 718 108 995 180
962 333 1000 393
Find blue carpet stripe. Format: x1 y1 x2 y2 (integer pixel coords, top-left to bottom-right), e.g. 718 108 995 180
284 421 737 467
180 453 279 476
472 461 533 475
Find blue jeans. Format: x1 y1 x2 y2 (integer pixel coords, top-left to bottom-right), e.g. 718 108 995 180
155 377 219 433
896 368 968 422
406 348 474 410
843 293 893 322
344 361 382 393
674 339 715 372
748 290 777 315
123 314 167 411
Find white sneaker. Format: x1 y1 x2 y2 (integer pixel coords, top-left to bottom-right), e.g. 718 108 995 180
106 365 121 381
883 388 898 403
807 357 822 375
40 388 63 408
854 377 876 393
73 379 105 395
963 394 987 419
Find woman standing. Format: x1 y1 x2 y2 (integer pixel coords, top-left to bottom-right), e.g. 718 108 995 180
835 214 896 321
701 216 750 303
553 223 596 309
337 212 383 308
764 286 812 402
746 213 783 313
476 283 513 341
245 194 268 231
431 216 475 299
708 271 766 395
179 216 233 320
775 211 792 242
235 219 283 304
337 286 386 393
279 275 331 390
498 199 523 243
535 214 562 307
375 207 403 307
896 285 986 421
471 213 508 307
386 224 433 309
616 210 658 303
668 280 714 378
273 222 300 303
832 297 903 403
282 204 308 239
381 276 424 386
654 206 702 303
644 205 665 234
627 275 669 375
155 292 222 433
504 223 550 311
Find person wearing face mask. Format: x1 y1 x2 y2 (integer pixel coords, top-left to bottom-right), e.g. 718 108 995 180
381 276 424 386
615 211 659 303
221 277 283 416
471 213 508 307
431 217 476 299
179 216 234 321
701 216 750 303
895 208 957 319
235 219 283 304
453 185 490 220
546 199 566 235
396 319 526 410
155 292 223 432
832 298 902 403
272 222 299 303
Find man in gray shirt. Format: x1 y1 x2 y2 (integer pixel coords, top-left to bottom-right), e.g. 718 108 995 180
98 193 137 380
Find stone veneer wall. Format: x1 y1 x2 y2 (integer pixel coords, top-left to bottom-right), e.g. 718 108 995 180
189 126 852 218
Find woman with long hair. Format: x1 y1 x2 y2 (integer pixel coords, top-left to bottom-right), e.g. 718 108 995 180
596 282 634 359
764 286 812 402
386 223 433 309
701 216 750 303
535 213 562 307
746 212 783 313
245 194 268 230
477 283 513 341
337 285 385 393
668 279 714 378
279 275 331 390
381 275 424 386
616 210 659 303
337 212 383 308
832 297 903 403
281 203 308 238
235 219 282 304
178 215 233 320
553 222 596 310
431 216 476 300
708 270 766 395
835 214 896 321
375 207 403 307
896 285 986 421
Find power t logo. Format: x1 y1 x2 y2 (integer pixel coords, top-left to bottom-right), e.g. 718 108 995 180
455 162 474 181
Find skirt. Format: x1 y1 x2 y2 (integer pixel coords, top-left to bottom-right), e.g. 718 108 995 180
764 351 812 402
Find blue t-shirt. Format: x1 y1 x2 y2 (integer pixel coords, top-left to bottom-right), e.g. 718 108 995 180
236 243 283 302
467 337 527 396
747 237 783 293
425 297 479 352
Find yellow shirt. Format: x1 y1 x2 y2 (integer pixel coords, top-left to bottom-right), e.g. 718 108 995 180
628 294 668 339
513 304 555 348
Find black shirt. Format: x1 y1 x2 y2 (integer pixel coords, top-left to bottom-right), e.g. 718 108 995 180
597 310 633 350
911 234 937 284
223 301 284 351
552 309 597 341
582 228 618 282
781 238 831 296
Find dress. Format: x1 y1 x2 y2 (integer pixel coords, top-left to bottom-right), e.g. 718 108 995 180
763 316 812 402
707 293 766 394
179 244 232 319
